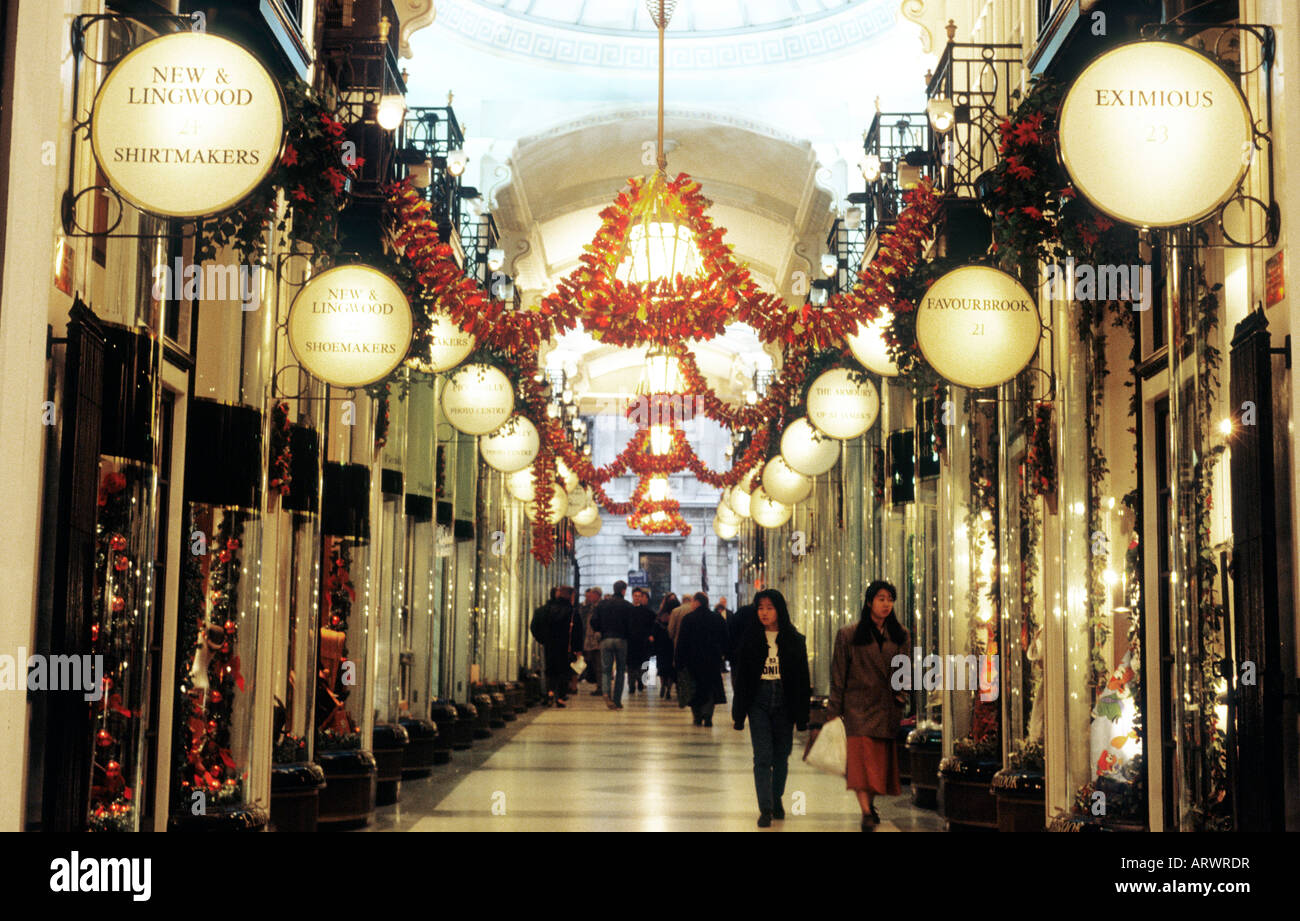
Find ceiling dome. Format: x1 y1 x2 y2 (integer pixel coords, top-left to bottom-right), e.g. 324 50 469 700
470 0 870 37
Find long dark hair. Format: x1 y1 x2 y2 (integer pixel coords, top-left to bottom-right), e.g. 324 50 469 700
659 593 680 615
752 589 795 635
854 580 906 646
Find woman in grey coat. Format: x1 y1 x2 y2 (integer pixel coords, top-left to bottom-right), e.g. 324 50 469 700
817 580 909 830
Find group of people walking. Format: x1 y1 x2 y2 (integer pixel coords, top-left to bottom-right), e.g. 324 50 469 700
530 578 910 830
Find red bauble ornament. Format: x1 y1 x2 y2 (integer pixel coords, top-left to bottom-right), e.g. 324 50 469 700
210 690 222 704
114 556 130 571
111 596 125 613
96 729 113 747
223 620 237 635
106 760 121 777
109 534 127 551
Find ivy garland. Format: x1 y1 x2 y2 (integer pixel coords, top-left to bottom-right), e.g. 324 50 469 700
1186 239 1231 832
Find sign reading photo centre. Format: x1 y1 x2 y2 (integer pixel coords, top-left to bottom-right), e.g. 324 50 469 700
288 266 414 388
91 31 284 218
1059 41 1254 228
915 266 1041 391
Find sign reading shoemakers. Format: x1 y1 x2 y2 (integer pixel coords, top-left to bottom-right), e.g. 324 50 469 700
91 31 284 218
915 266 1041 390
1059 41 1254 228
288 265 414 388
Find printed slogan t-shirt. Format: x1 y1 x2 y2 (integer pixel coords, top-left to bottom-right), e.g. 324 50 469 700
762 630 780 680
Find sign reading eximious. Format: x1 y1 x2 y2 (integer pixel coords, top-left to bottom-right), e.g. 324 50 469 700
287 266 414 388
91 32 284 218
1059 41 1254 228
915 266 1041 390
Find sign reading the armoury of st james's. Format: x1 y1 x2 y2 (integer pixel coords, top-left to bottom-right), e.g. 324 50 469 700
287 265 414 388
91 32 284 218
806 367 879 440
1058 41 1254 228
914 266 1041 390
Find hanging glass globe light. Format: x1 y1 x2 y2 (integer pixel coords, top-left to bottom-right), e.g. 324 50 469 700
617 222 701 285
647 475 671 502
648 424 673 455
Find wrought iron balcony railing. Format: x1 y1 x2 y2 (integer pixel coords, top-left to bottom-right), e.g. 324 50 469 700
860 111 931 240
925 41 1023 200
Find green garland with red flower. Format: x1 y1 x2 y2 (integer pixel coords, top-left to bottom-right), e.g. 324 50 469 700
198 79 361 265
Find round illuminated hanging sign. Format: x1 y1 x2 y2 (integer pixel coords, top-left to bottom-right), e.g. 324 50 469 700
727 486 751 519
480 416 539 473
750 486 793 529
780 417 840 477
914 266 1041 390
287 265 414 389
807 368 880 440
524 488 568 525
715 500 741 527
576 515 603 538
566 487 591 516
442 364 515 435
572 504 600 528
762 456 812 506
419 313 477 372
846 310 899 377
90 32 284 218
556 459 580 493
1059 41 1253 228
506 468 536 503
713 517 738 541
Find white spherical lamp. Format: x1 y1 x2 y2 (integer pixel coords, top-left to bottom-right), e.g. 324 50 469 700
572 504 600 528
713 516 739 541
846 310 899 377
419 312 476 372
575 515 603 537
716 501 741 527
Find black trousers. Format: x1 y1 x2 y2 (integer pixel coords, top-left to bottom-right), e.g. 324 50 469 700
546 670 570 700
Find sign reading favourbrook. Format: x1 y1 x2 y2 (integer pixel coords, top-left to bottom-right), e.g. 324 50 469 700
914 266 1041 390
287 266 414 388
91 32 284 218
1059 41 1253 228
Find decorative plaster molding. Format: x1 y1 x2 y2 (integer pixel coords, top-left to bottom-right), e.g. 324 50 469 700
899 0 934 54
397 0 438 59
438 0 895 71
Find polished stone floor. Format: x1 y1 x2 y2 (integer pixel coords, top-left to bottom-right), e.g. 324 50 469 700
363 666 946 832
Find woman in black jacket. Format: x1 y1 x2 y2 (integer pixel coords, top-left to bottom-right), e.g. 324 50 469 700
731 589 811 827
653 593 679 699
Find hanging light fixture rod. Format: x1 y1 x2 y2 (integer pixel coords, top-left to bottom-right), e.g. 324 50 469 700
647 0 678 173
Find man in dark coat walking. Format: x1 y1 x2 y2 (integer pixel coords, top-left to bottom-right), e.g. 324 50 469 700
626 587 656 693
675 591 727 726
530 585 581 707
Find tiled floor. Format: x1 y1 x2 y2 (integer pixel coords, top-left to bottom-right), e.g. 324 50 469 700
363 669 946 832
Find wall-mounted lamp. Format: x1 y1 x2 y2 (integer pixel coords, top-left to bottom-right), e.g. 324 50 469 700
377 94 407 132
447 148 469 176
820 253 838 277
927 96 955 135
844 207 863 230
487 248 506 272
861 153 882 183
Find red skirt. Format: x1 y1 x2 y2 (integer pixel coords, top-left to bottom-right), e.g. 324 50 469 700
845 736 901 795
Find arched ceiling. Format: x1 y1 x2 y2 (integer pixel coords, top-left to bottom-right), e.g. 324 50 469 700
404 0 934 414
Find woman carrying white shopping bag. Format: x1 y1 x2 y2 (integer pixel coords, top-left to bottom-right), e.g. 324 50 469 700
805 580 910 831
